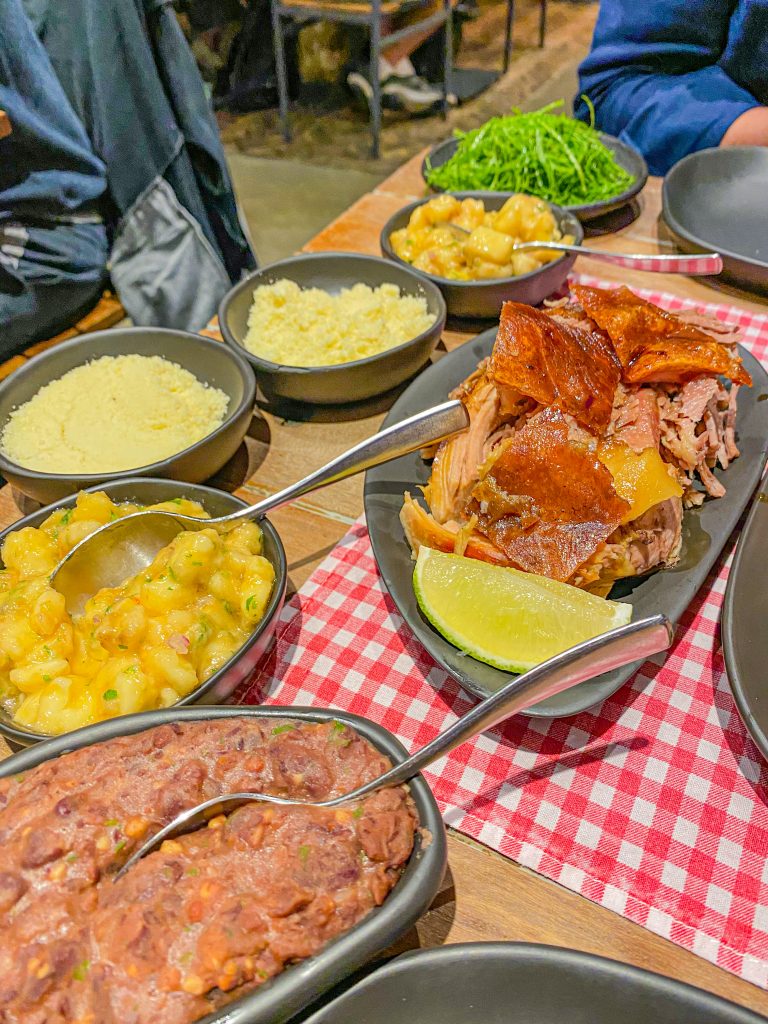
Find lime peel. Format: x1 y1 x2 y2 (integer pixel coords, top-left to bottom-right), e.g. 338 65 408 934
414 547 632 673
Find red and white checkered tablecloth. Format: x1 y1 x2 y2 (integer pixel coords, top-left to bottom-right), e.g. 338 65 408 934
237 278 768 986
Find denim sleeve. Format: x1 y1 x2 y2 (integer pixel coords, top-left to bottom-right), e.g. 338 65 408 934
575 0 760 176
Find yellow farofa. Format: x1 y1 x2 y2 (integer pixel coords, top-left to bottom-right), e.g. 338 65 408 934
243 279 434 367
0 491 275 735
0 355 229 474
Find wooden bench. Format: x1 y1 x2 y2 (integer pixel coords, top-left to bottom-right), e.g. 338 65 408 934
0 291 125 382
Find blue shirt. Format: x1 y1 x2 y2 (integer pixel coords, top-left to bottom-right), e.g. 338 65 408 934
575 0 768 176
0 0 107 224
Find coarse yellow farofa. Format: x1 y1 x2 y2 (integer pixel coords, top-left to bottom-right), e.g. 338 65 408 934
0 492 275 736
0 355 229 474
244 279 435 367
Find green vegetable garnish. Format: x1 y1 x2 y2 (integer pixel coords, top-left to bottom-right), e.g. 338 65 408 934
103 689 118 701
331 720 345 733
72 960 90 981
245 594 259 612
104 818 120 826
67 852 78 863
59 509 73 526
186 866 200 877
298 844 310 862
114 840 126 854
352 806 364 819
424 99 635 206
271 723 295 735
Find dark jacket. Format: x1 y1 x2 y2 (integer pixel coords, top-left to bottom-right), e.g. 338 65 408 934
576 0 768 176
24 0 255 284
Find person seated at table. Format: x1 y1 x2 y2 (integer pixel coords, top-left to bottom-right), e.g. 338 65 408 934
574 0 768 176
0 0 109 362
346 0 449 113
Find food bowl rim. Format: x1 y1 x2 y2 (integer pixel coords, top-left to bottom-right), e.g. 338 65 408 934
219 251 447 375
0 478 287 746
0 327 257 484
379 191 584 288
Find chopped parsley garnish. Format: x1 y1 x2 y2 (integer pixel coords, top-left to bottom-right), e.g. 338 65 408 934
185 866 200 877
66 852 78 863
59 509 73 526
117 644 127 650
331 720 346 733
191 561 203 566
114 840 126 854
43 645 53 657
223 600 234 616
42 674 51 682
245 594 259 612
103 689 118 701
170 497 183 505
72 960 90 981
298 844 310 863
126 665 138 675
167 566 178 582
352 806 364 819
271 723 295 735
103 818 120 827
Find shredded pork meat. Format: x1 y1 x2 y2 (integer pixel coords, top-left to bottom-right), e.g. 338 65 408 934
402 286 749 595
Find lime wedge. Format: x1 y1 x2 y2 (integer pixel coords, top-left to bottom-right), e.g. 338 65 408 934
413 547 632 673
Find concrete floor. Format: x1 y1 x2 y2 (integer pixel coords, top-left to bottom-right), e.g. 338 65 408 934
226 62 580 266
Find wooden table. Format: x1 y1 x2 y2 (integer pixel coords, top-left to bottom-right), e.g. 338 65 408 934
2 153 768 1014
0 110 10 140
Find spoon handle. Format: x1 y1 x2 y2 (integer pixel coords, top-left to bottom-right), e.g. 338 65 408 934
515 241 722 276
328 614 673 804
223 400 469 524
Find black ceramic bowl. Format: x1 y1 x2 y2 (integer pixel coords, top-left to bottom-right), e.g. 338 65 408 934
380 192 583 319
0 479 287 747
663 146 768 295
0 328 256 505
422 132 648 222
302 942 766 1024
218 252 447 405
0 705 447 1024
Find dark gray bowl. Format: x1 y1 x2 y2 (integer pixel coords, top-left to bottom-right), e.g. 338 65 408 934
422 132 648 222
663 146 768 295
0 705 447 1024
0 327 257 504
0 478 287 747
380 192 583 319
302 942 766 1024
218 252 447 405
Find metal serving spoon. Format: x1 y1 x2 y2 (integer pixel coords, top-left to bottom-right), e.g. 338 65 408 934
117 613 674 878
442 224 722 275
51 399 469 615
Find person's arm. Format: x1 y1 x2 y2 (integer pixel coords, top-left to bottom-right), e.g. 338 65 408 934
575 0 761 175
721 106 768 146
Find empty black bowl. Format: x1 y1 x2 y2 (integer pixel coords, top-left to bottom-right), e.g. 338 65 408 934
303 943 766 1024
380 192 583 319
663 146 768 295
422 132 648 222
219 253 446 405
0 478 287 747
0 328 256 504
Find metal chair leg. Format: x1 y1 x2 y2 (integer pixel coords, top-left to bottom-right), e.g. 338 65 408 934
503 0 514 73
270 0 292 142
539 0 547 47
441 0 452 120
369 12 382 159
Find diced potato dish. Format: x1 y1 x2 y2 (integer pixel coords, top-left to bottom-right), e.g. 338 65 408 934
389 193 573 281
0 492 275 735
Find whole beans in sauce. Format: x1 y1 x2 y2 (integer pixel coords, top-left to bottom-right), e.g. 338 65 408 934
0 718 417 1024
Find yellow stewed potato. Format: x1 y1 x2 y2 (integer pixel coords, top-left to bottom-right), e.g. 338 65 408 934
0 491 276 735
390 193 568 281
